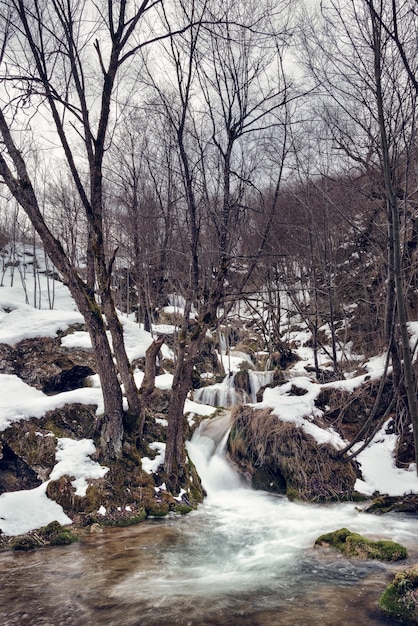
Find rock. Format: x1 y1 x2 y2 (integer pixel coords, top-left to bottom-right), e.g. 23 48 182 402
316 376 394 443
8 521 78 551
1 424 57 487
89 522 103 533
234 369 252 395
0 336 96 393
46 475 78 511
379 566 418 623
363 494 418 515
315 527 408 561
38 404 98 439
0 441 42 493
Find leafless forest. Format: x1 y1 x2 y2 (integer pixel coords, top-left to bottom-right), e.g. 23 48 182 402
0 1 418 486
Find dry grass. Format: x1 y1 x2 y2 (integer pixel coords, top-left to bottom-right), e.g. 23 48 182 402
228 405 357 502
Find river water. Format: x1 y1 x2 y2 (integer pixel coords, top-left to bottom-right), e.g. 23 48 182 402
1 415 417 625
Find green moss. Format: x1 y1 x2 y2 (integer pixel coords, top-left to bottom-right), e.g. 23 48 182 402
145 502 170 517
42 420 65 438
11 536 38 551
351 490 368 503
9 521 78 550
103 511 147 527
315 527 408 561
379 567 418 622
286 486 300 501
173 503 193 515
364 494 418 515
39 521 79 546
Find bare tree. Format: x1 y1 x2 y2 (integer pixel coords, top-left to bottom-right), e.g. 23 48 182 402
107 111 176 329
0 0 172 457
139 0 296 489
301 0 418 468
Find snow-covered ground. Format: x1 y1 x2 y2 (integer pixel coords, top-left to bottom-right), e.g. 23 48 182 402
0 245 417 536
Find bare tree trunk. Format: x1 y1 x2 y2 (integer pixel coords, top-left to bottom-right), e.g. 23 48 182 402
137 336 165 434
100 289 141 420
83 305 124 458
371 5 418 471
165 326 205 492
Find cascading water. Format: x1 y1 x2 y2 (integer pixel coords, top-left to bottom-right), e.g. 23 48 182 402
248 369 275 402
2 414 418 625
193 373 245 407
194 369 274 407
185 411 243 493
110 415 418 623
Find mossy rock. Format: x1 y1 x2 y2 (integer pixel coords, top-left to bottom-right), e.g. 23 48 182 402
173 503 194 515
363 494 418 515
10 536 39 551
38 520 78 545
101 509 147 527
379 566 418 623
9 521 78 551
315 527 408 561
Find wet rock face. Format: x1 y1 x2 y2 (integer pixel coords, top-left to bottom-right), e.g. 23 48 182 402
0 442 42 493
0 425 57 494
0 336 96 393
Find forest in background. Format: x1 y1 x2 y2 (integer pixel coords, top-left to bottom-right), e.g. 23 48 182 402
0 0 418 491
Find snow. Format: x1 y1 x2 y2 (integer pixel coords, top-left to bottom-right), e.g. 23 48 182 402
0 483 72 536
354 420 418 497
0 246 417 537
49 438 108 496
184 398 217 417
253 337 418 496
0 437 107 535
219 350 254 372
142 442 166 474
60 318 173 362
257 377 346 449
0 308 84 345
0 374 105 432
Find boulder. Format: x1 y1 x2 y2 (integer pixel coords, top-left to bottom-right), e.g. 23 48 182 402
0 425 57 493
379 566 418 623
0 336 95 393
363 494 418 515
315 527 408 561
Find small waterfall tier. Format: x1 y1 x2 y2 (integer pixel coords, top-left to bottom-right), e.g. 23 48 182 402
186 411 244 494
194 370 274 407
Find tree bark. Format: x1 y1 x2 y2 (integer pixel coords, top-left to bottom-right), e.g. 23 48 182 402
137 336 165 434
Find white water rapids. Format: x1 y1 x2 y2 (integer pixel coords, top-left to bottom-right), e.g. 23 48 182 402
2 412 418 625
110 414 418 624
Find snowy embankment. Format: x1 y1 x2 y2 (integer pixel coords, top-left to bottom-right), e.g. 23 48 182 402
0 257 212 535
0 248 418 536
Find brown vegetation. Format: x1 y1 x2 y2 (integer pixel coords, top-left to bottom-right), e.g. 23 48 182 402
227 405 358 502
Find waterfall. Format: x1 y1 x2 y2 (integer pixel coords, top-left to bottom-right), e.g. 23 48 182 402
194 370 274 407
186 412 244 494
10 416 418 626
193 373 246 407
248 370 274 402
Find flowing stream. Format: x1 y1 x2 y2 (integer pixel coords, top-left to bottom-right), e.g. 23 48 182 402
1 413 418 625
